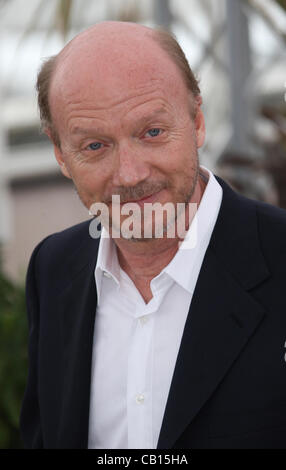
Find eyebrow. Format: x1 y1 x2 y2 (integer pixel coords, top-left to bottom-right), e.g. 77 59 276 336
70 108 170 136
70 125 106 136
136 108 169 124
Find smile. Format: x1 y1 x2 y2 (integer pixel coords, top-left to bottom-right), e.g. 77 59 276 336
120 190 163 208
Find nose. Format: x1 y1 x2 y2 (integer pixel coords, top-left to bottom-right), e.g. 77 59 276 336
112 141 151 187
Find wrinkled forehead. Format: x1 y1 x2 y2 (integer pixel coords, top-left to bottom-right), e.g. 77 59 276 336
49 29 189 114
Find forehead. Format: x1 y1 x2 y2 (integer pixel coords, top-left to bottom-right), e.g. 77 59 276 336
49 31 190 123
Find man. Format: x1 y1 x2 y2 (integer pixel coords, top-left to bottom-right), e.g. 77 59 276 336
20 21 286 449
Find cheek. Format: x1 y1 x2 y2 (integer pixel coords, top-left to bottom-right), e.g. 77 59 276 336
69 164 110 200
155 138 196 174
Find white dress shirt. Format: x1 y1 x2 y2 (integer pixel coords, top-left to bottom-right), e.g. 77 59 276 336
88 166 222 449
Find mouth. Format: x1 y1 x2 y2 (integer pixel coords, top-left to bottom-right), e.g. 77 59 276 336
120 190 163 208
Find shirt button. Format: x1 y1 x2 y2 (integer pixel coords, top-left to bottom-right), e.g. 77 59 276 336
135 394 145 404
140 315 149 325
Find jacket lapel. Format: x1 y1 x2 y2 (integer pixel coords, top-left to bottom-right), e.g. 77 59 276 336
157 247 266 448
157 178 270 448
56 235 99 449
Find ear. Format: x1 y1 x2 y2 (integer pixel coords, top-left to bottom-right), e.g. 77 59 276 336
193 96 206 149
53 144 72 179
45 128 72 179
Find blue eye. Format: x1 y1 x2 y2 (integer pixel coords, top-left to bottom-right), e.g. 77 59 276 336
87 142 102 151
146 128 161 137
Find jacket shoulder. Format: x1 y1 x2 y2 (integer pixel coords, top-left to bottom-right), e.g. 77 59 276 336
36 219 92 258
255 199 286 243
217 176 286 247
27 219 99 295
253 200 286 268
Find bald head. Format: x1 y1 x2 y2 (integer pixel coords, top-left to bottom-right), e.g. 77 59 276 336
51 22 175 111
58 21 155 63
37 21 200 146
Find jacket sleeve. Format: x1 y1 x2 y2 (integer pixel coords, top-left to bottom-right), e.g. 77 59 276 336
20 236 51 449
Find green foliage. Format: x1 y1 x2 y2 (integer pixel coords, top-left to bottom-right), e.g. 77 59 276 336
0 270 27 449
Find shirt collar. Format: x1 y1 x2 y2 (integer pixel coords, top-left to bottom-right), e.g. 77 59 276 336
95 226 120 304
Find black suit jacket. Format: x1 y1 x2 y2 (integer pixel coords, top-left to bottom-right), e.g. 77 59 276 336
20 177 286 449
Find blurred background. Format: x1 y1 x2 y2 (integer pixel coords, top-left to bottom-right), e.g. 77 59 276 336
0 0 285 448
